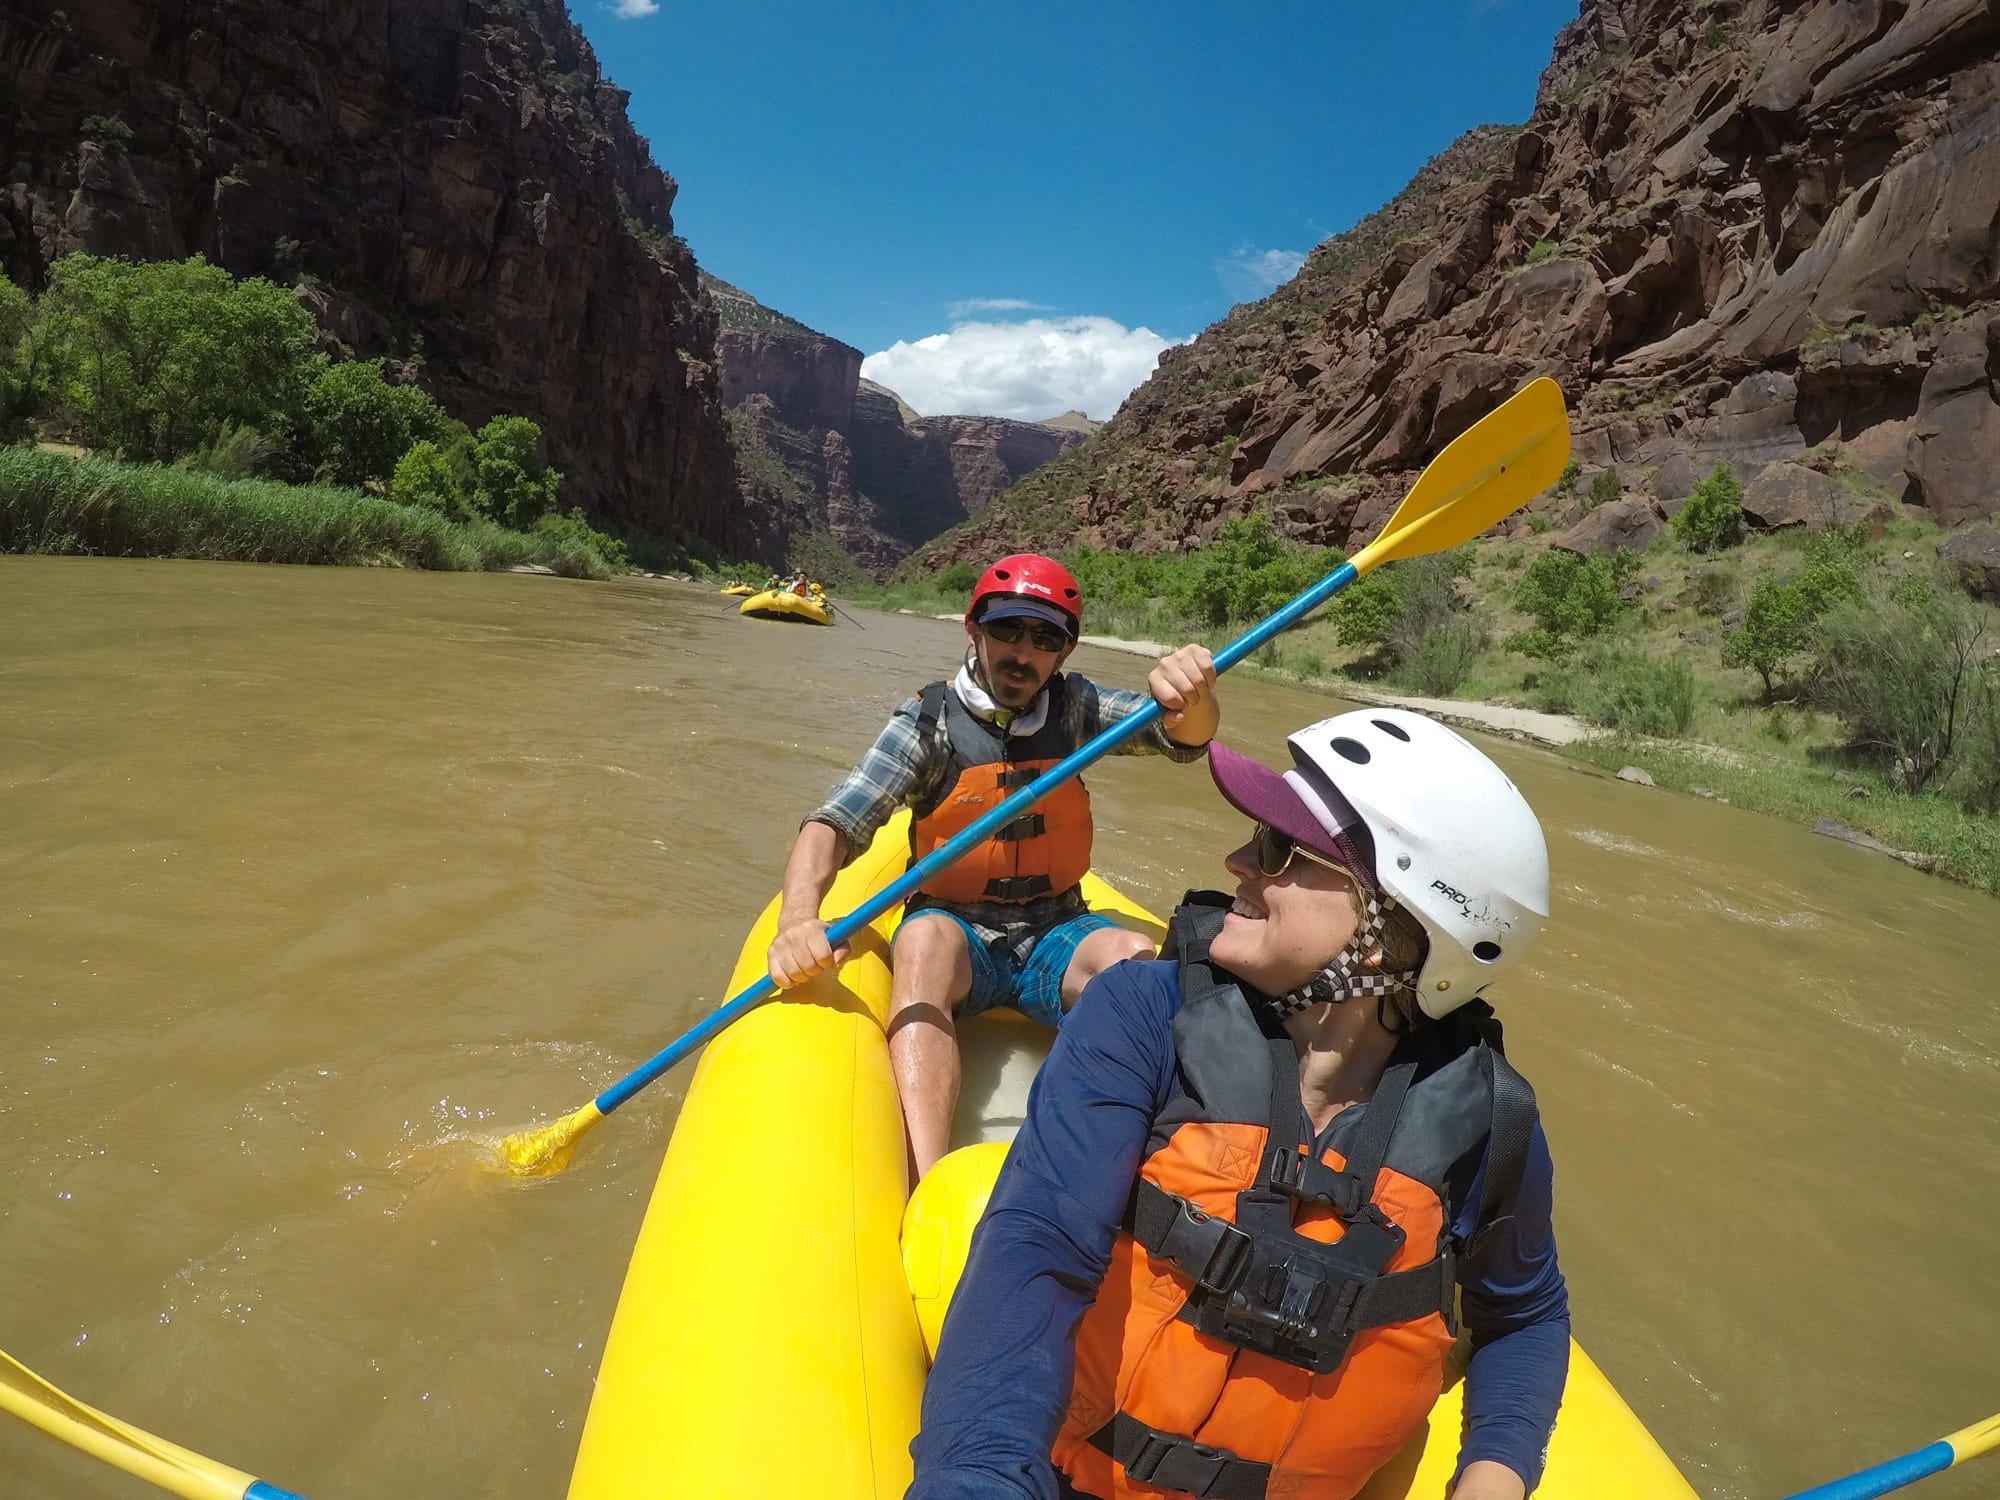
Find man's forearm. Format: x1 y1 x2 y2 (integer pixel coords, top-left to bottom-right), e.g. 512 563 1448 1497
777 818 847 925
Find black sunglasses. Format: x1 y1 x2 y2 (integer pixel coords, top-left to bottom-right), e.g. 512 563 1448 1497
982 617 1071 653
1254 822 1356 887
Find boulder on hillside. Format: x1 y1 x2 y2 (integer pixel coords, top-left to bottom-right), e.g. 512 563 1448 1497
1554 493 1666 556
1939 522 2000 603
1908 313 2000 528
1741 462 1838 529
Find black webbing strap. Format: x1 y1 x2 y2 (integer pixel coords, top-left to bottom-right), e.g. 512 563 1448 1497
1088 1413 1270 1500
916 680 948 737
1261 1058 1418 1218
1467 1045 1537 1250
991 812 1046 841
1347 1246 1456 1331
1126 1178 1253 1291
995 765 1038 789
984 873 1053 900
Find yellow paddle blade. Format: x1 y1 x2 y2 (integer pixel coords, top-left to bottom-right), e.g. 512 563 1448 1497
494 1100 604 1177
0 1347 256 1500
1349 376 1570 575
1949 1410 2000 1462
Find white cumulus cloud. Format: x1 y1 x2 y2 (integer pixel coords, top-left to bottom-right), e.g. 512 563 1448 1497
862 315 1177 423
1216 245 1308 303
611 0 659 17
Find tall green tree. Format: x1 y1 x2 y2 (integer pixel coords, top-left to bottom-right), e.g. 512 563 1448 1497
301 359 448 487
37 253 322 460
472 415 562 529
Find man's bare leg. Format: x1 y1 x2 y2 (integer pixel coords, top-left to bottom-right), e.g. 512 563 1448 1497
1059 926 1156 1012
886 914 975 1187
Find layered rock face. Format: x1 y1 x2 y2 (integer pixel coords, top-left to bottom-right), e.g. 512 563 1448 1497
915 0 2000 568
705 276 1090 573
0 0 741 550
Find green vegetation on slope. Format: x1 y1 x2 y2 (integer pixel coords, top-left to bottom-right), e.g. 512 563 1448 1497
0 253 628 570
853 487 2000 893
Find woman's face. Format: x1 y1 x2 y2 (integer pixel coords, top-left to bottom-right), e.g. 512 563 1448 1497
1207 827 1364 994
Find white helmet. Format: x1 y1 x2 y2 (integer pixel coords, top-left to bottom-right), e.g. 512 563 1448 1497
1208 707 1549 1017
1284 708 1549 1014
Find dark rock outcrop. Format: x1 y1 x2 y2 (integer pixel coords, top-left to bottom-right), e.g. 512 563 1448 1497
910 0 2000 570
0 0 741 550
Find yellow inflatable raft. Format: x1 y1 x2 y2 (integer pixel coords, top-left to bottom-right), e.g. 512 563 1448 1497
719 583 758 596
567 813 1697 1500
739 587 834 625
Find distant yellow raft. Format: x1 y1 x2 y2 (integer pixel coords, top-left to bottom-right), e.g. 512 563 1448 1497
739 587 833 625
718 583 758 596
566 812 1698 1500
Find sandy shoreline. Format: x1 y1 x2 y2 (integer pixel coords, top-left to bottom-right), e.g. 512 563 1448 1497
903 611 1595 748
1071 630 1598 748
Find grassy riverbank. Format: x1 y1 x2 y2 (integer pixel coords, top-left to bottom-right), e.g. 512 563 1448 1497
0 446 628 578
849 510 2000 895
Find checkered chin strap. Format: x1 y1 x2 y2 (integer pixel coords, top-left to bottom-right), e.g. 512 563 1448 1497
1261 888 1421 1023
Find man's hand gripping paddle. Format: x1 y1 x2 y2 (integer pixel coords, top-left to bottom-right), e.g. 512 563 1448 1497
494 377 1570 1176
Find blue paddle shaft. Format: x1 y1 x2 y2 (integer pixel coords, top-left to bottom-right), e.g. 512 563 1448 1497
593 561 1361 1116
1777 1441 1954 1500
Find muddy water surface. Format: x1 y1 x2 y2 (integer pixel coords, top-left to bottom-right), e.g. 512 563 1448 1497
2 556 1994 1499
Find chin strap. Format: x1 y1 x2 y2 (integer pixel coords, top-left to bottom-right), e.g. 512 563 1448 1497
1262 889 1420 1023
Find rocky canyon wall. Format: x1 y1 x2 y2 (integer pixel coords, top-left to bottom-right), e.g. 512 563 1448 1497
0 0 742 550
913 0 2000 569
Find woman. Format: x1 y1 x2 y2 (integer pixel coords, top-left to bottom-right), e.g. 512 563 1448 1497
908 708 1567 1500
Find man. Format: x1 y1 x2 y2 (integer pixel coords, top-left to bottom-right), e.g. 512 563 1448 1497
767 553 1219 1182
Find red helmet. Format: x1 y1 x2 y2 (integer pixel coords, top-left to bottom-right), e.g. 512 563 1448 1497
965 554 1082 636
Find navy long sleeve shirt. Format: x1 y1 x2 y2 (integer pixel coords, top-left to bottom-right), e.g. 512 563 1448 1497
908 957 1569 1500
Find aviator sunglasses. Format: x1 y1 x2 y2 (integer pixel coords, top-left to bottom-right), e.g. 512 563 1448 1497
981 617 1072 653
1253 822 1358 891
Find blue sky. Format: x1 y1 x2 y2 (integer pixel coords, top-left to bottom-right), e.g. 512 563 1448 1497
570 2 1581 421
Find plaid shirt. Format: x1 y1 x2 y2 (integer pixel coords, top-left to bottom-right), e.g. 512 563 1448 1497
808 673 1207 934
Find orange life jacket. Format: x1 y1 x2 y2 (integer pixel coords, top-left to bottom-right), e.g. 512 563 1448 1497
1053 893 1536 1500
908 677 1092 905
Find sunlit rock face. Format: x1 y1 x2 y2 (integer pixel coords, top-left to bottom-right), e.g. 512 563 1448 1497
0 0 742 551
705 274 1090 575
909 0 2000 570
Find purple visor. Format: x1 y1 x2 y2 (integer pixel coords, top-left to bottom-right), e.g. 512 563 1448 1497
976 597 1078 636
1206 740 1378 890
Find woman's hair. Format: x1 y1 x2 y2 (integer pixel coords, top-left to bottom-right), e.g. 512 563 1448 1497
1379 901 1429 977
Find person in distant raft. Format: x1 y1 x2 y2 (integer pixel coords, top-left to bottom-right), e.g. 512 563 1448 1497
767 554 1219 1182
908 708 1567 1500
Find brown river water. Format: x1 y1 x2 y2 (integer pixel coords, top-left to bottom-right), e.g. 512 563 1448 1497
2 556 1995 1500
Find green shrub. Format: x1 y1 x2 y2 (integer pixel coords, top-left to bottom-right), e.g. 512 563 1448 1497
302 359 444 486
1585 466 1621 511
390 439 470 518
177 421 278 479
1812 571 1989 793
1166 510 1335 627
1332 569 1400 646
1684 563 1736 617
0 275 31 437
1721 529 1863 697
1523 239 1558 267
533 507 628 575
1511 547 1624 656
1531 640 1695 735
472 414 561 529
937 561 979 594
1403 616 1484 696
1672 460 1746 553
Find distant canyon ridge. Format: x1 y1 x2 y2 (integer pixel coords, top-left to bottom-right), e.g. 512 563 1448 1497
704 274 1092 575
4 0 1997 581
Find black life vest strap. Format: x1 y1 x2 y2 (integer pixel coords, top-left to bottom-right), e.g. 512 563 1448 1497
1466 1040 1536 1252
990 812 1045 841
1088 1413 1270 1500
1125 1176 1452 1334
984 873 1054 901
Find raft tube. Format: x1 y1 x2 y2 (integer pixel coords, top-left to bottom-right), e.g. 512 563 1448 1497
566 812 1698 1500
719 584 758 596
739 588 833 625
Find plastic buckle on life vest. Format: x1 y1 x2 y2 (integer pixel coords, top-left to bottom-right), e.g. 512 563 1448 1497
1263 1146 1362 1213
1122 1430 1236 1497
1161 1198 1253 1293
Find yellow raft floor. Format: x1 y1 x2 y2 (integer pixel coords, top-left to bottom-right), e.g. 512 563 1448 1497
567 812 1698 1499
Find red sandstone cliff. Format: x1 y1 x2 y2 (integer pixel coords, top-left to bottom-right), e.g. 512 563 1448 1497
911 0 2000 570
0 0 741 551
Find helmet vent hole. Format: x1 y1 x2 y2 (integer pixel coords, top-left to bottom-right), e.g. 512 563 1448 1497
1329 736 1371 765
994 569 1011 580
1372 719 1411 742
1473 940 1503 963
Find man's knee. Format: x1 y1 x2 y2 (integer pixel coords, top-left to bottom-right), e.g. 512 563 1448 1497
891 915 973 1011
1079 926 1154 976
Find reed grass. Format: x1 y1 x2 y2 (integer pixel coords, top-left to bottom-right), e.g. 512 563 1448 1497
0 446 619 579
